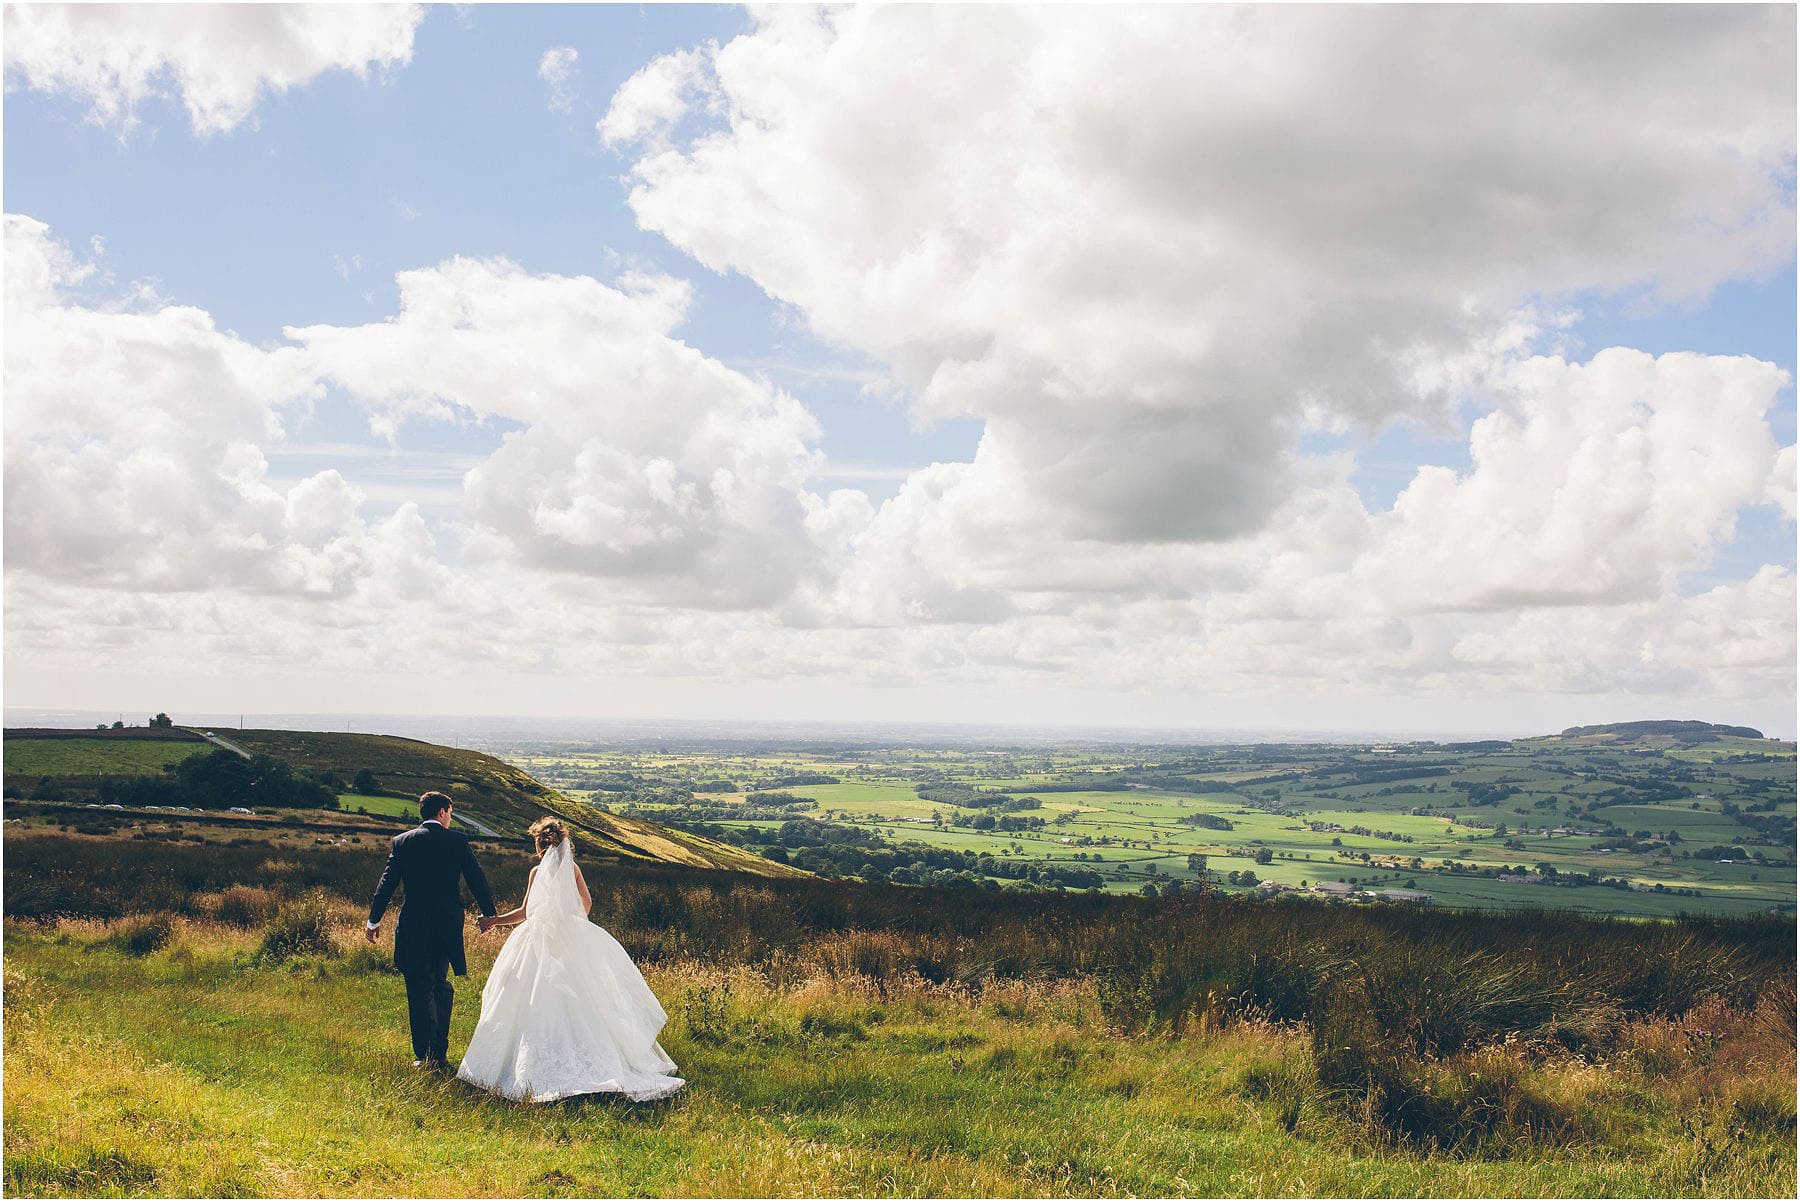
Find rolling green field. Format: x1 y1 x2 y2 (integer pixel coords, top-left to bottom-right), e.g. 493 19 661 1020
512 722 1796 919
2 737 213 779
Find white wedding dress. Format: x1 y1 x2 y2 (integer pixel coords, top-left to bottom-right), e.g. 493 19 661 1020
456 841 685 1102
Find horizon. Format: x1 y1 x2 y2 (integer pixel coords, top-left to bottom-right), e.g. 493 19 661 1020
5 706 1790 749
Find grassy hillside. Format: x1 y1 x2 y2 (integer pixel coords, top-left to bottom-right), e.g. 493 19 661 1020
2 737 214 780
216 729 801 877
3 822 1794 1197
2 725 802 880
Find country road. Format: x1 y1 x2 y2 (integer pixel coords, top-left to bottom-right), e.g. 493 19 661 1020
445 809 499 837
192 729 252 758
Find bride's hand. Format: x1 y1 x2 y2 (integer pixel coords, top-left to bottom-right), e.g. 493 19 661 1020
477 915 493 932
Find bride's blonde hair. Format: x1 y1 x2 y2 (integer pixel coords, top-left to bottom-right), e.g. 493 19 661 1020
529 817 567 852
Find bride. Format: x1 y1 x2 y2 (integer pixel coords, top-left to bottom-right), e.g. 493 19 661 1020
457 817 685 1102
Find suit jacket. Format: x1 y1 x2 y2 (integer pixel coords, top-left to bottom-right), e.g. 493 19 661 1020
368 820 496 977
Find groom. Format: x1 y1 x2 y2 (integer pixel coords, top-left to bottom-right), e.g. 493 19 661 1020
366 791 497 1070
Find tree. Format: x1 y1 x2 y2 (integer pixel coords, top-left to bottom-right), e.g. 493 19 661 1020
174 750 334 810
1187 852 1208 875
353 768 381 794
111 720 124 729
149 713 173 729
1254 847 1274 865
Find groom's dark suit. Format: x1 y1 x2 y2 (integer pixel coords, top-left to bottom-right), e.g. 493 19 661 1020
368 818 496 1062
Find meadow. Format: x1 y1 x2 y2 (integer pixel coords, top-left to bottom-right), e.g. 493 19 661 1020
1 736 215 779
3 819 1794 1198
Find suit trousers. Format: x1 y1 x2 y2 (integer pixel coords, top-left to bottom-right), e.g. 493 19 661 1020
402 947 455 1061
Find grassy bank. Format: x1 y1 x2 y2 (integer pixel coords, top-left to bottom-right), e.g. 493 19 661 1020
4 915 1794 1198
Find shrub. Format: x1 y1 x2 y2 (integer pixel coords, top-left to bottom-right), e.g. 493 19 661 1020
1311 975 1588 1152
103 914 175 957
258 891 336 961
210 885 281 928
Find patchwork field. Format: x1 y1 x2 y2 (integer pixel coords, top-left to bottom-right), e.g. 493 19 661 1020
510 721 1796 919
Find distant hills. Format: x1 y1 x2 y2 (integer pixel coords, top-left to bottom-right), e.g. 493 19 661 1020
1549 720 1767 743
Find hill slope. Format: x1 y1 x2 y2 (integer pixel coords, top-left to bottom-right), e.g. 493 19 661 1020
221 728 802 876
0 724 799 878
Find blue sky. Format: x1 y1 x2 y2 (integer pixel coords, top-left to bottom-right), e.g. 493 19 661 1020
4 4 1794 734
5 3 981 514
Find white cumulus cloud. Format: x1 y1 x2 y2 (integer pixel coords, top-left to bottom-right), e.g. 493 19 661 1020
609 4 1794 565
287 254 859 609
7 214 403 598
598 46 711 149
4 2 423 135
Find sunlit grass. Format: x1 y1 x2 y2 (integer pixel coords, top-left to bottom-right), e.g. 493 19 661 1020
337 792 413 817
5 916 1794 1198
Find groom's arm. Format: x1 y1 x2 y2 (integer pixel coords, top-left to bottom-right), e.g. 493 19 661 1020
367 840 402 936
461 839 497 918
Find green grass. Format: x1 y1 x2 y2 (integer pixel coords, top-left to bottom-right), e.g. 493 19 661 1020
1 737 213 778
6 919 1794 1198
338 792 414 818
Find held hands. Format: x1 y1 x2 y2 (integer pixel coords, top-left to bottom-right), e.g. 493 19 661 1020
477 915 495 933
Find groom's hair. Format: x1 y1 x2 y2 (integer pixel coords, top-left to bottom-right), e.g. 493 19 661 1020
419 791 453 820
